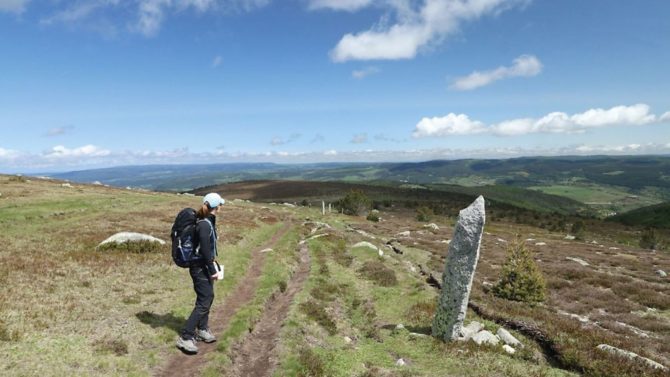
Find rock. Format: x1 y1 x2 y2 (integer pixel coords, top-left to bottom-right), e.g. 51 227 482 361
526 238 535 242
182 193 195 197
352 241 379 252
395 324 405 330
92 181 102 185
386 240 405 255
343 336 352 344
497 238 507 243
564 235 576 240
305 234 328 242
497 328 523 348
597 344 667 371
471 330 499 346
503 345 516 354
260 248 273 253
557 310 590 323
283 203 296 207
98 232 165 249
566 257 589 266
458 321 483 341
396 359 406 366
535 242 546 246
440 239 451 244
396 231 411 238
424 223 440 231
432 196 486 342
378 249 384 257
609 247 619 250
656 270 667 278
61 183 72 188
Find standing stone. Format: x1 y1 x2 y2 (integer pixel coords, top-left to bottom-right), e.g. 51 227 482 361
328 203 332 213
322 201 325 215
432 196 485 341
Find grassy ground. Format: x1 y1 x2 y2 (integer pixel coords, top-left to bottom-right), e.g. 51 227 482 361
0 175 281 376
529 184 661 214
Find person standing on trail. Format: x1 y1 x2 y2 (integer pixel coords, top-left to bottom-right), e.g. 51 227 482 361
176 192 225 354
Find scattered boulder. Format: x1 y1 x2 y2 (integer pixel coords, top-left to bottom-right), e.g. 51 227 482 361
497 238 507 243
566 257 589 266
564 235 576 240
471 330 499 346
535 242 546 246
98 232 165 249
283 202 296 207
503 345 516 354
424 223 440 231
597 344 667 371
260 248 273 253
656 270 667 278
61 183 72 188
343 336 352 344
496 328 523 348
352 241 379 252
386 240 405 255
395 359 406 367
458 321 483 341
396 230 411 238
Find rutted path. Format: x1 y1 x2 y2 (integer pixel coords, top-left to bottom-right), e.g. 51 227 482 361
157 220 293 377
226 243 311 377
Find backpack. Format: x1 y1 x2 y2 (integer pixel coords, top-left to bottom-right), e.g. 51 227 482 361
171 208 204 268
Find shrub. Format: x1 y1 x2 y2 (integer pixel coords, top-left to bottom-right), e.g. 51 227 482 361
366 212 380 222
639 228 661 250
416 206 434 222
300 300 337 335
358 261 398 287
339 190 371 216
571 220 586 240
297 348 325 377
493 239 546 304
300 199 310 207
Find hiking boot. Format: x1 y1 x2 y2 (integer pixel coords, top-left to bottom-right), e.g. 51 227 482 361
196 328 216 343
176 337 198 354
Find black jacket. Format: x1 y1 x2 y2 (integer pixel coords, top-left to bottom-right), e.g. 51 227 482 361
196 215 218 276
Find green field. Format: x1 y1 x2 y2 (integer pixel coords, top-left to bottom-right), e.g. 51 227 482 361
529 184 662 215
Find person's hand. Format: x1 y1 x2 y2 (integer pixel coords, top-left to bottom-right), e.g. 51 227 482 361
211 274 218 281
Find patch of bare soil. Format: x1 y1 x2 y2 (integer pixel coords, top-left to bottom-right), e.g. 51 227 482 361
226 243 311 377
157 220 293 377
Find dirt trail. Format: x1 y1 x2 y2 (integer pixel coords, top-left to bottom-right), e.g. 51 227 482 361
226 243 311 377
157 221 293 377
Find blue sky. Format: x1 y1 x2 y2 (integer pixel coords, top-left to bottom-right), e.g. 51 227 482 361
1 0 669 172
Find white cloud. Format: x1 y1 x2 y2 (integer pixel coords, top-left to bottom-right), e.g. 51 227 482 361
45 145 111 158
0 0 30 14
270 133 301 146
0 147 20 159
414 104 667 138
351 133 368 144
330 0 526 62
308 0 373 11
324 149 338 156
450 55 542 90
46 126 75 137
413 113 487 137
212 55 223 68
352 66 381 79
661 112 670 122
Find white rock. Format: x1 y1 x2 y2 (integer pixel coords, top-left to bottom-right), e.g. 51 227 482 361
343 336 352 344
396 231 411 238
352 241 378 252
497 328 523 348
98 232 166 248
305 234 327 241
566 257 589 266
92 181 102 185
503 345 516 354
378 249 384 257
61 183 72 188
283 203 296 207
525 238 535 242
497 238 507 243
535 242 547 246
424 223 440 231
597 344 667 371
260 248 273 253
564 235 576 240
656 270 667 278
591 240 598 244
471 330 499 346
458 321 484 341
396 359 406 366
609 247 619 250
395 324 405 330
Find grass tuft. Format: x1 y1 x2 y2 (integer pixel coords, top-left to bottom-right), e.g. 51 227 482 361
300 299 337 335
358 261 398 287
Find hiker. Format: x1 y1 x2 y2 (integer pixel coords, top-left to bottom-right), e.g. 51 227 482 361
176 192 225 354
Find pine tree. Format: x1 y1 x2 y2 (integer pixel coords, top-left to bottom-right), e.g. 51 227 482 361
493 238 546 304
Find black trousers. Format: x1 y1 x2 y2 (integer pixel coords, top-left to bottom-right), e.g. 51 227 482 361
181 265 214 339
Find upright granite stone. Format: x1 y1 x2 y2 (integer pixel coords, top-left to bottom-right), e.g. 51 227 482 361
432 196 485 341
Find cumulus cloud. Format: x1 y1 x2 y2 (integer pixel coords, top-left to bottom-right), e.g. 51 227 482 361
413 113 487 137
661 112 670 122
324 149 338 156
414 104 666 138
352 66 381 79
450 55 542 90
308 0 373 11
0 147 20 159
44 145 111 158
330 0 526 62
351 133 368 144
0 0 30 14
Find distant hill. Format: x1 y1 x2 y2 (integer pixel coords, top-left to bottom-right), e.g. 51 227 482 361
192 179 585 216
608 202 670 228
46 155 670 215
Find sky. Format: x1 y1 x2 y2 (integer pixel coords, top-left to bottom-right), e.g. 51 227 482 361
1 0 669 173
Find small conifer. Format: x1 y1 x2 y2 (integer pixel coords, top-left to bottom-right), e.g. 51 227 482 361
493 238 546 304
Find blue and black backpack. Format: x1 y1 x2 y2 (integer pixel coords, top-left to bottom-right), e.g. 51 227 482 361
170 208 204 268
